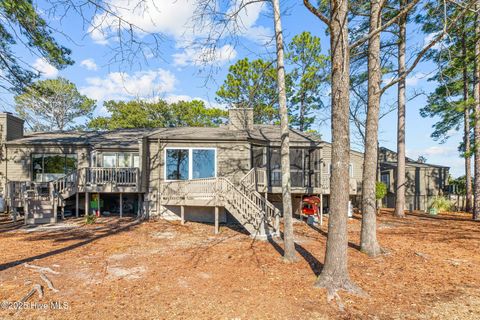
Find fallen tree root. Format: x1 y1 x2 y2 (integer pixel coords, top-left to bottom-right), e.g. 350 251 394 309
40 272 59 293
19 284 43 303
24 263 59 275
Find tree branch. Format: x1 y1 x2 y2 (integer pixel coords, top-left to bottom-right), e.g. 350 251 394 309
349 0 421 50
303 0 331 27
381 0 476 95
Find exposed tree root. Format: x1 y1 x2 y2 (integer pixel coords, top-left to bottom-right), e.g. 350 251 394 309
24 263 59 275
40 272 59 293
314 274 367 311
19 284 43 303
361 243 387 257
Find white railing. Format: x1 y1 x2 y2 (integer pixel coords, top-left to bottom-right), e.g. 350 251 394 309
161 177 273 235
160 169 283 235
240 169 280 233
84 167 139 186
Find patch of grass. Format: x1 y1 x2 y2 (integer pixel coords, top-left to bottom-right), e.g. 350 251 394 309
85 214 97 224
429 196 453 213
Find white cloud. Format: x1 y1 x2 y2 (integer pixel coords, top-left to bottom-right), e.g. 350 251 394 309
80 59 98 71
406 72 428 86
88 0 200 44
80 68 176 101
88 0 270 65
173 44 237 67
33 58 58 78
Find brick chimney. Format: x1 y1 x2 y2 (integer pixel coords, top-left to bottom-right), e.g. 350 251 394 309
228 108 254 131
0 112 24 142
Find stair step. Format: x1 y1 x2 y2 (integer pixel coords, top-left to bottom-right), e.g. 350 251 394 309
30 213 54 219
26 217 56 225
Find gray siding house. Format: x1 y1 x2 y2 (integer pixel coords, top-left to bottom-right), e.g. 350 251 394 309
0 109 363 238
0 110 447 237
379 147 450 211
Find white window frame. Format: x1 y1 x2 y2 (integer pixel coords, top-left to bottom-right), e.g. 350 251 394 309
164 147 217 181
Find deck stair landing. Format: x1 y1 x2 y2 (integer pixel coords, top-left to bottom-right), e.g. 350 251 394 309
161 169 281 239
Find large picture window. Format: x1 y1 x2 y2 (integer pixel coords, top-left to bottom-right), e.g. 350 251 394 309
165 148 216 180
32 154 77 182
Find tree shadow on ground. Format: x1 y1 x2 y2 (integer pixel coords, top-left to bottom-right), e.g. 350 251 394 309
0 216 24 232
268 233 323 276
306 223 361 251
0 219 142 272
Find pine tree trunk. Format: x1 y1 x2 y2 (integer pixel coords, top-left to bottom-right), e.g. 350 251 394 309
473 9 480 221
463 18 473 213
360 0 382 257
299 94 305 132
314 0 360 295
394 0 407 218
272 0 297 261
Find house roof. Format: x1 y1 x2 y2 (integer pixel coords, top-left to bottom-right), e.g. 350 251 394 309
5 125 321 148
5 128 152 148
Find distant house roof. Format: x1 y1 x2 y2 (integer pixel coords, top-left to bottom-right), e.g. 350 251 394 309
379 147 449 169
5 125 322 148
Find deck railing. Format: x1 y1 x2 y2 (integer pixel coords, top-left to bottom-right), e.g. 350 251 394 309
83 167 139 186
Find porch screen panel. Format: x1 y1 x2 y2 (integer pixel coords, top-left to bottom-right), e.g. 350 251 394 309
252 146 265 168
192 149 215 179
269 148 281 186
290 149 304 187
166 149 189 180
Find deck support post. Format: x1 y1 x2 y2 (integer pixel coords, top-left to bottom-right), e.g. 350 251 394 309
214 206 219 234
53 197 58 223
319 194 323 226
75 192 79 218
119 193 123 218
180 205 185 225
137 193 142 218
61 203 65 220
85 192 89 216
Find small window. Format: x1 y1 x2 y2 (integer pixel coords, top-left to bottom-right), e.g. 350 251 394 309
192 149 215 179
381 173 390 187
166 149 189 180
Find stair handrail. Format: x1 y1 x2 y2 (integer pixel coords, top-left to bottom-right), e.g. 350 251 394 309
240 170 281 232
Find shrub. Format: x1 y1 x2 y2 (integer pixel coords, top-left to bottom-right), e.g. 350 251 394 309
376 182 387 200
85 214 96 224
429 196 453 213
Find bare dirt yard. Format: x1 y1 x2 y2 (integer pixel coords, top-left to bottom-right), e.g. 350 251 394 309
0 210 479 319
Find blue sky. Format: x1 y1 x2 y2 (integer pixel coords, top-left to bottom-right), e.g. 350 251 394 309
1 0 467 177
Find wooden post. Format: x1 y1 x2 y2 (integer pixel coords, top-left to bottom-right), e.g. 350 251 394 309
85 192 89 216
97 193 100 216
319 194 323 227
137 193 142 218
119 193 123 218
61 204 65 220
75 192 79 218
53 197 58 223
180 205 185 225
214 206 219 234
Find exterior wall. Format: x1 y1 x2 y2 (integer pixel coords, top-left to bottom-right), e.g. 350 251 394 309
0 113 24 142
320 143 364 194
0 144 89 195
146 139 251 218
383 165 449 211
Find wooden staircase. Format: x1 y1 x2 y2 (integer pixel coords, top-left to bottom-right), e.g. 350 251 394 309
161 169 281 239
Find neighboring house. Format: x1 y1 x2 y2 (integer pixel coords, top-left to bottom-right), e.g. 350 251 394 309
379 147 450 211
0 109 363 238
